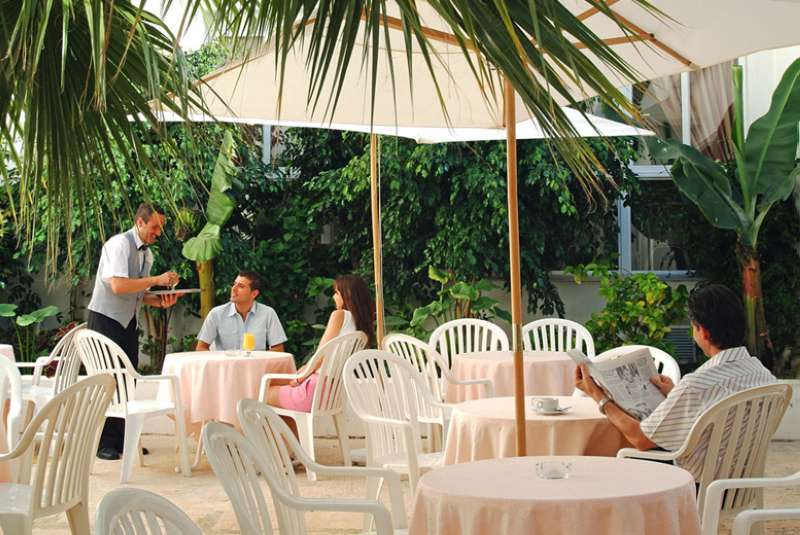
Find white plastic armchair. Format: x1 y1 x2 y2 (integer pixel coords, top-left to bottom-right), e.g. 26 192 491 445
0 356 25 481
344 350 452 494
701 471 800 535
522 318 595 357
595 344 681 383
383 333 494 401
617 383 791 516
238 399 407 533
74 329 191 483
16 323 86 403
203 421 398 535
429 318 509 370
258 331 367 480
95 487 202 535
0 374 115 534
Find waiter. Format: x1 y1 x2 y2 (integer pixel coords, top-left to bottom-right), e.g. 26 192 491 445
88 203 181 461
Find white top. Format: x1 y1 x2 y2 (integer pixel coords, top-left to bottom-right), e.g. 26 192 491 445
197 302 288 351
340 309 356 335
640 346 776 479
99 227 151 281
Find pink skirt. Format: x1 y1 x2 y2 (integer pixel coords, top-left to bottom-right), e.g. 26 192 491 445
277 373 318 412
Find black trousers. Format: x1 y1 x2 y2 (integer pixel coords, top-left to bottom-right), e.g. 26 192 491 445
88 310 138 452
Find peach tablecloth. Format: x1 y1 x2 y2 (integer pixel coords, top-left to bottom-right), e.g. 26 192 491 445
445 351 575 403
157 351 296 428
410 456 700 535
0 344 13 361
444 396 628 464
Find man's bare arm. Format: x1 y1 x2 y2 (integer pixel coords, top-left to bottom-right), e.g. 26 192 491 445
195 340 211 351
109 271 177 295
269 343 285 353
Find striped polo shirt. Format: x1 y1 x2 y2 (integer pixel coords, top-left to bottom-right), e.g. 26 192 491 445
640 346 776 479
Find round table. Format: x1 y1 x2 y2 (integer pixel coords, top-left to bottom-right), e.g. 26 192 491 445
444 351 575 403
157 351 297 429
444 396 628 464
410 456 700 535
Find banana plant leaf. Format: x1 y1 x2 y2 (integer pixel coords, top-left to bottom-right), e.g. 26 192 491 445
182 223 222 261
0 303 18 317
450 281 480 302
16 305 59 327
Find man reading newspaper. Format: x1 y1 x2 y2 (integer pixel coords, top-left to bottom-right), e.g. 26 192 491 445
573 284 776 478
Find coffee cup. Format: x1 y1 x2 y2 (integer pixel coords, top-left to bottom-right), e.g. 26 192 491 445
533 397 559 412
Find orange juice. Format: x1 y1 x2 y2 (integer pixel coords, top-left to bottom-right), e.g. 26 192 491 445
242 332 255 352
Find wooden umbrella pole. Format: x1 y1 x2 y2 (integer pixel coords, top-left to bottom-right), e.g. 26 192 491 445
370 133 385 347
504 79 526 456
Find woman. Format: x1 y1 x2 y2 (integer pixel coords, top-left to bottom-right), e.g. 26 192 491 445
266 274 375 412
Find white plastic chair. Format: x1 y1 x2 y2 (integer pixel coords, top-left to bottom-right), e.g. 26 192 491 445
428 318 509 370
702 470 800 535
0 374 116 534
618 383 792 517
344 350 451 495
237 399 407 534
522 318 595 357
258 331 367 480
16 323 86 407
95 487 202 535
203 421 398 535
595 344 681 383
74 329 191 483
0 356 25 481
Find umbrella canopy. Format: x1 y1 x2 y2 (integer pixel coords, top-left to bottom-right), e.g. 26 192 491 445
182 0 800 130
152 108 653 141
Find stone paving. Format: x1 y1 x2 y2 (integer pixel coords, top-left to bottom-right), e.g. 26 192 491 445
33 436 800 534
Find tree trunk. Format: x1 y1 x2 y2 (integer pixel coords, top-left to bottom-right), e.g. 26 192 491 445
198 260 214 320
737 243 775 370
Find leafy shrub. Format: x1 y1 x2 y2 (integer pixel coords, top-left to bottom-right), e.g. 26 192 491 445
567 263 688 354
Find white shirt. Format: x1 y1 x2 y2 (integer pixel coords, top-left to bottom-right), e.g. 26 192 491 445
640 346 776 479
197 301 288 351
340 310 356 335
99 227 152 281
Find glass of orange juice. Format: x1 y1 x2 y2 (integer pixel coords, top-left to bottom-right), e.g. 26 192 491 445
242 332 255 356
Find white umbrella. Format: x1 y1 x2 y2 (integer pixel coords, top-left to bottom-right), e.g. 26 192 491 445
164 0 800 456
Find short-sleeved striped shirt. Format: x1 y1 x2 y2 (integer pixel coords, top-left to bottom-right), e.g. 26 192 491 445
640 346 776 479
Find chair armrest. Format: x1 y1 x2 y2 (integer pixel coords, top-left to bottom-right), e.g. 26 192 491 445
258 372 303 401
702 472 800 535
732 509 800 535
442 373 494 398
617 447 678 462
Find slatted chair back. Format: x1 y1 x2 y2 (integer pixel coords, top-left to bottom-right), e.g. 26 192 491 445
308 331 367 415
19 374 115 518
95 487 202 535
203 422 278 535
383 333 447 416
522 318 595 357
238 399 308 534
49 323 87 395
685 383 791 513
74 329 138 415
596 344 681 383
429 319 509 370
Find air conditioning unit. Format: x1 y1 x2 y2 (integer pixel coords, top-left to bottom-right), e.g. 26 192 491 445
665 325 697 366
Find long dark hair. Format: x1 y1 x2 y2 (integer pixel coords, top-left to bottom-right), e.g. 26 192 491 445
334 275 375 347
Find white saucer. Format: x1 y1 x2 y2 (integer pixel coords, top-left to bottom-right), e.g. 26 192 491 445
533 406 571 415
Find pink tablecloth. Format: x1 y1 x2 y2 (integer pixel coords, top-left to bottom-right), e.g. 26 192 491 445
157 351 296 428
0 344 14 361
410 456 700 535
445 351 575 403
444 396 628 464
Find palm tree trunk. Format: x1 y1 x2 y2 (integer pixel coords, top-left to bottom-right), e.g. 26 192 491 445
198 260 214 320
737 243 774 370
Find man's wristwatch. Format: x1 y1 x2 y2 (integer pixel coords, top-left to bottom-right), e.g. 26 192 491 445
597 396 612 415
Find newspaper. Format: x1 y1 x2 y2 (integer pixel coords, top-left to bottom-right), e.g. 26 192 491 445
568 347 666 420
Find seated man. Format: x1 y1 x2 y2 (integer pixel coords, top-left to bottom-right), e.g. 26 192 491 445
575 284 776 479
196 270 287 352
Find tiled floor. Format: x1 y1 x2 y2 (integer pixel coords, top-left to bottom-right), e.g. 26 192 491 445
31 436 800 534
